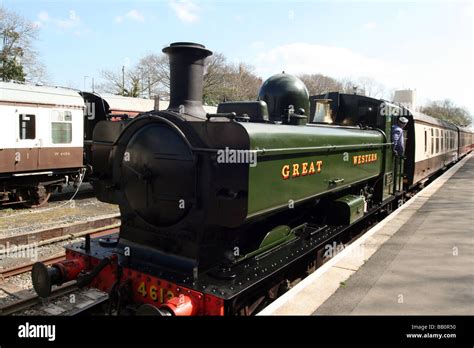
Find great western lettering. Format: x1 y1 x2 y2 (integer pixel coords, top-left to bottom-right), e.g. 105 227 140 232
281 160 323 180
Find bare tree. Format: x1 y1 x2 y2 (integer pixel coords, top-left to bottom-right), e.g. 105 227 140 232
339 78 360 94
354 76 386 98
298 74 343 95
99 50 262 102
137 53 170 98
203 53 228 101
0 6 48 83
203 59 261 105
98 66 143 97
228 63 262 100
421 99 472 126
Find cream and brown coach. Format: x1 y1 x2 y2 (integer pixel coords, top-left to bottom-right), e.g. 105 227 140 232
0 82 85 207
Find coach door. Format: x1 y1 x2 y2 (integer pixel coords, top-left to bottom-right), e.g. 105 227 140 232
15 113 39 172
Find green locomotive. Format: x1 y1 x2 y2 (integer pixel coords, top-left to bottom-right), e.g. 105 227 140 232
32 42 411 315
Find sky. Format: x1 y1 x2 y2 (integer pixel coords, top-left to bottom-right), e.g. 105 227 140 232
2 0 473 113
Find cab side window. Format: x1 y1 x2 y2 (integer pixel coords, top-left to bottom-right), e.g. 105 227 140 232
19 114 36 140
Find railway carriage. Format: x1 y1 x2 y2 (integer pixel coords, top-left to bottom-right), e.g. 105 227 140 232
0 82 84 207
404 112 460 187
0 84 167 207
458 126 473 157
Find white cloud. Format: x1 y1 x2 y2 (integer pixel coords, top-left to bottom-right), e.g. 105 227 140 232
250 41 265 49
56 10 80 29
169 0 200 23
253 43 394 81
38 10 49 22
252 42 474 113
36 10 80 29
126 9 145 22
115 9 145 24
234 15 244 23
364 21 377 30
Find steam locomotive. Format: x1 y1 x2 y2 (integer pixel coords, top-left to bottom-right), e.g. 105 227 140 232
31 42 473 315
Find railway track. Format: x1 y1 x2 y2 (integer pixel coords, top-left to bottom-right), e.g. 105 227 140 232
49 186 95 203
0 185 95 209
0 217 119 315
0 220 120 281
0 224 117 315
0 280 108 316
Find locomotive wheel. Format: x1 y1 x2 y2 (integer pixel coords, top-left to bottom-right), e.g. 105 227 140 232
23 185 52 208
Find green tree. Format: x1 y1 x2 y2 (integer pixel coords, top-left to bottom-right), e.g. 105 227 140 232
0 6 46 83
0 28 26 81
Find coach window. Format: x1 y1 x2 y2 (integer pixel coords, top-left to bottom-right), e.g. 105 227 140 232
430 129 434 154
435 129 439 153
51 111 73 144
424 129 427 153
440 130 443 151
19 114 36 140
441 130 444 151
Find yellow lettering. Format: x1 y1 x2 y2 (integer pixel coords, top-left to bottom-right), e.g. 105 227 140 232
301 162 308 176
282 160 324 179
292 164 300 177
138 282 146 297
316 160 322 173
150 286 158 301
282 165 290 179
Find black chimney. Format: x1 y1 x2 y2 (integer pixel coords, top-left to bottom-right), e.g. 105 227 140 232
162 42 212 119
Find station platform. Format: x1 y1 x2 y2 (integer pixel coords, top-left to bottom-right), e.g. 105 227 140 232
259 154 473 315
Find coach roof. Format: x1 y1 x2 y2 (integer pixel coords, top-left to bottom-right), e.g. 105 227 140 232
92 93 155 113
0 81 84 108
411 110 458 131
